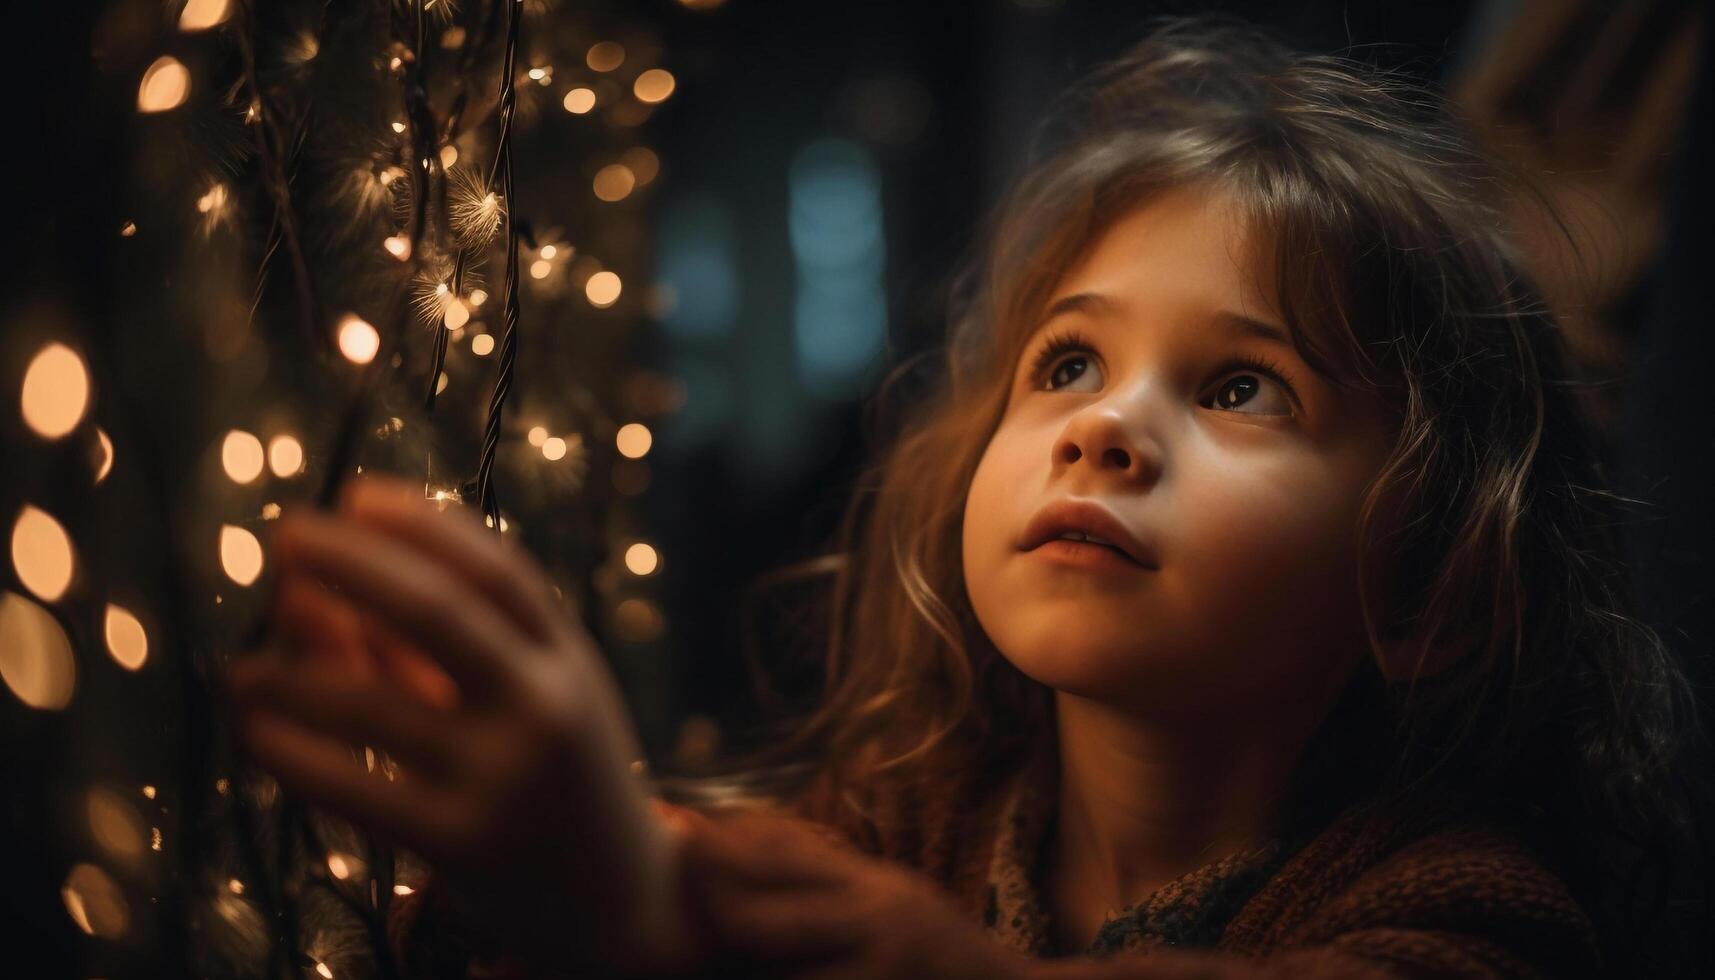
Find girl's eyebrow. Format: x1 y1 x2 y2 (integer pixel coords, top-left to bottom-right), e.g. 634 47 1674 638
1040 291 1293 349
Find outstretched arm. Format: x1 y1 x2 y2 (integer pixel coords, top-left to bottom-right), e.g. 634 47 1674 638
227 477 702 978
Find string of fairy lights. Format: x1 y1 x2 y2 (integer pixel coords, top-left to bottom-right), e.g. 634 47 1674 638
4 0 713 975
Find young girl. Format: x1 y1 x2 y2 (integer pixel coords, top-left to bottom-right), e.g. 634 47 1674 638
227 17 1708 980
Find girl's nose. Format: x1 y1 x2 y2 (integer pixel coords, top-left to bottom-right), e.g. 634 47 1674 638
1052 403 1163 485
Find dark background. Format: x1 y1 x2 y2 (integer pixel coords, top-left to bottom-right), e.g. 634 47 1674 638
6 1 1710 975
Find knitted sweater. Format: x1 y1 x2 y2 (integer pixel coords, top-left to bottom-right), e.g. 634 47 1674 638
389 742 1602 979
783 740 1604 978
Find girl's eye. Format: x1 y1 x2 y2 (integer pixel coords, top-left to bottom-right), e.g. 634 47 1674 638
1203 363 1294 417
1044 352 1102 392
1029 329 1297 417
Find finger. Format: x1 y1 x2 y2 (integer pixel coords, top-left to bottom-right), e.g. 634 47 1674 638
341 476 569 646
272 510 531 701
678 811 853 890
273 573 378 680
687 885 860 962
362 613 461 710
229 656 460 780
235 706 459 859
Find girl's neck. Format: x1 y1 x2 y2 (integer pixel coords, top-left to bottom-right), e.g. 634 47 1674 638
1043 690 1325 951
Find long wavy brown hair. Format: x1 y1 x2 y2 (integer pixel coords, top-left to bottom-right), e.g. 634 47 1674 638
663 16 1710 974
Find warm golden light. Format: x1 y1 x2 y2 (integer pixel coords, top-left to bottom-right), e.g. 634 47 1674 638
268 434 304 477
316 962 334 979
622 147 660 185
469 288 489 307
138 56 190 113
633 69 676 104
563 87 597 114
21 342 90 440
337 314 380 364
542 436 568 461
104 604 148 671
585 271 622 308
539 244 558 260
443 297 470 330
94 428 114 483
586 42 625 72
62 863 128 938
12 506 74 603
87 788 146 858
326 853 352 880
383 233 412 260
614 597 665 643
624 542 659 576
527 425 548 446
470 333 494 356
394 884 415 896
0 590 76 710
435 372 449 395
593 164 636 202
221 430 265 484
391 120 407 134
142 785 156 799
219 525 264 586
615 422 653 459
530 259 552 280
179 0 231 31
439 144 458 169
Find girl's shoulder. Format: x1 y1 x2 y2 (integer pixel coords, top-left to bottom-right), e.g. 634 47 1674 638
1220 799 1602 974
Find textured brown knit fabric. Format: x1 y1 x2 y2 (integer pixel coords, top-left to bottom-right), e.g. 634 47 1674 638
386 742 1603 979
785 740 1605 979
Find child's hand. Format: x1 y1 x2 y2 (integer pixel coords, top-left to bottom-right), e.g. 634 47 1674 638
226 477 692 977
676 808 1032 980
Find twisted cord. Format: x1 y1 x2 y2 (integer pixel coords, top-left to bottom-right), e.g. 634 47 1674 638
475 0 522 530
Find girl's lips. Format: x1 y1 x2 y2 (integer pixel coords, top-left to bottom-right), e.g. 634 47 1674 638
1027 537 1151 571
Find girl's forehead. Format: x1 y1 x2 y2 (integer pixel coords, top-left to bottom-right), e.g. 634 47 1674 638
1042 186 1283 332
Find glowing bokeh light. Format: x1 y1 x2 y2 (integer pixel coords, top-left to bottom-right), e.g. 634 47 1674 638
95 428 114 483
87 788 146 858
439 144 458 169
615 422 653 459
12 506 74 603
0 591 76 710
563 87 596 114
585 271 622 308
593 164 636 202
338 314 380 364
526 425 548 447
470 333 494 356
268 435 304 477
586 42 625 72
529 259 552 280
221 430 265 484
104 604 148 671
62 863 128 938
634 69 676 104
179 0 231 31
138 56 190 113
469 288 489 307
220 525 264 586
21 342 90 439
443 297 470 330
542 437 568 461
539 244 558 260
622 147 660 185
624 542 659 575
383 234 412 260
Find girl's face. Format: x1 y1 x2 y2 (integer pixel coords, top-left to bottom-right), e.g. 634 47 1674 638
962 184 1397 720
